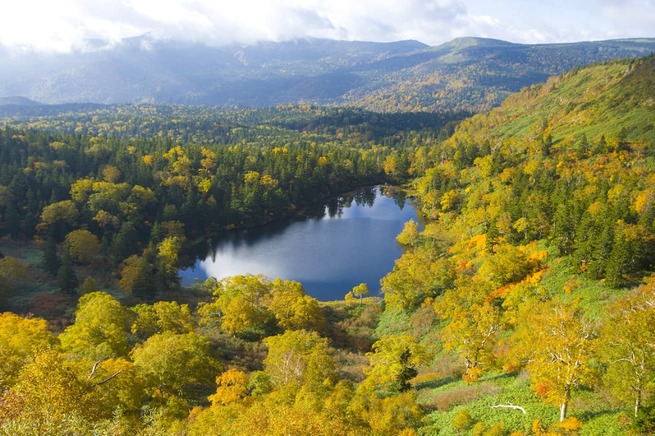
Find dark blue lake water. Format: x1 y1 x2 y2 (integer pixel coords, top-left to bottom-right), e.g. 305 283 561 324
179 186 418 301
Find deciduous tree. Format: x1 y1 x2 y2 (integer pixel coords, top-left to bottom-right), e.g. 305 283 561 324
0 256 30 303
208 368 249 406
198 274 273 335
363 333 429 393
81 357 145 419
396 219 420 247
130 301 195 340
269 279 325 331
434 276 501 382
510 298 599 422
59 291 129 359
350 282 370 305
263 329 333 389
131 331 219 399
39 199 78 228
65 229 100 264
157 236 182 290
0 313 56 390
600 276 655 417
0 350 94 433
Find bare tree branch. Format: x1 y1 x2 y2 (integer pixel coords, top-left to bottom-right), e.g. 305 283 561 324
491 403 527 414
95 370 123 386
88 360 103 380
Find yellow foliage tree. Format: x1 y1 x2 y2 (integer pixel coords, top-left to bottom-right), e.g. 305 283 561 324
65 229 100 264
39 199 78 227
600 276 655 417
263 329 333 389
132 331 219 400
70 178 95 202
131 301 195 339
350 390 423 435
0 256 30 301
0 350 95 433
363 333 429 393
396 219 420 247
198 274 273 335
510 298 599 422
269 279 325 331
437 294 501 382
78 357 145 419
351 282 370 305
208 368 249 406
0 313 56 390
59 291 129 359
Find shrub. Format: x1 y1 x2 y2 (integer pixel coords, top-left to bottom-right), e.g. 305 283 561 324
452 409 473 432
485 422 507 436
472 421 488 436
552 416 582 433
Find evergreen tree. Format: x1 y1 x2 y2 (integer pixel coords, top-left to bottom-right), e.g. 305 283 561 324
57 250 78 294
42 235 60 276
542 133 553 156
111 221 138 263
595 134 608 153
4 203 21 239
392 348 419 393
486 219 500 254
552 202 576 256
605 230 631 288
132 256 156 300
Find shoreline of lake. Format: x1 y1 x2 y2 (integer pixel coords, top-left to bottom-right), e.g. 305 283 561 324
179 185 418 301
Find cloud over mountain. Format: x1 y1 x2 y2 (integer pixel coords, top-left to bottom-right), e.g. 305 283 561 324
1 0 654 53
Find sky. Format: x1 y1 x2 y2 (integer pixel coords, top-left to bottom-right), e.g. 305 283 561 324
1 0 654 52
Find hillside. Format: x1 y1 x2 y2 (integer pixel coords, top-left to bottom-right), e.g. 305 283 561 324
446 55 655 144
403 56 655 314
1 36 655 112
380 54 655 434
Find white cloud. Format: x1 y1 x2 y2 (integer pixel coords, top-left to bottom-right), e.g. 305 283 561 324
599 0 655 36
0 0 653 52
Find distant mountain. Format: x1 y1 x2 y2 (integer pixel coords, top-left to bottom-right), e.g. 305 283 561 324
0 101 104 118
1 36 655 112
0 96 41 106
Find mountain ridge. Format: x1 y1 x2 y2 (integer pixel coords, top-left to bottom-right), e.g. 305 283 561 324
1 36 655 112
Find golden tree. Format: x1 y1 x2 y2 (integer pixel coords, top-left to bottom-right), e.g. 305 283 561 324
511 298 599 422
600 275 655 417
0 313 56 390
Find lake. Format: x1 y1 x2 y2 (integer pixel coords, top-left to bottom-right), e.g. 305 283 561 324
179 186 419 301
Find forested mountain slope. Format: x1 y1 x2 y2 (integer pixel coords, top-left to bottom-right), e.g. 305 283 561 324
375 54 655 433
1 36 655 112
393 55 655 316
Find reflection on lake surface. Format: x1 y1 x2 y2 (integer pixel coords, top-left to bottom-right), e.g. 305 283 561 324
179 186 418 301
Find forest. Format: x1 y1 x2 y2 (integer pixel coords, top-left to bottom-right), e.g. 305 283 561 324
1 55 655 435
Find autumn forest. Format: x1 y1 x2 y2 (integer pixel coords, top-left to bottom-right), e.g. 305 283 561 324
1 54 655 435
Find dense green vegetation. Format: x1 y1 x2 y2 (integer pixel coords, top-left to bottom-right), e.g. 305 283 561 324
2 56 655 435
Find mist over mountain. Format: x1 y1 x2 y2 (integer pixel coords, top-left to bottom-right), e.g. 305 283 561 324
1 35 655 112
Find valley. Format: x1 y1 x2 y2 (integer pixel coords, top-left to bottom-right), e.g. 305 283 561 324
1 43 655 434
